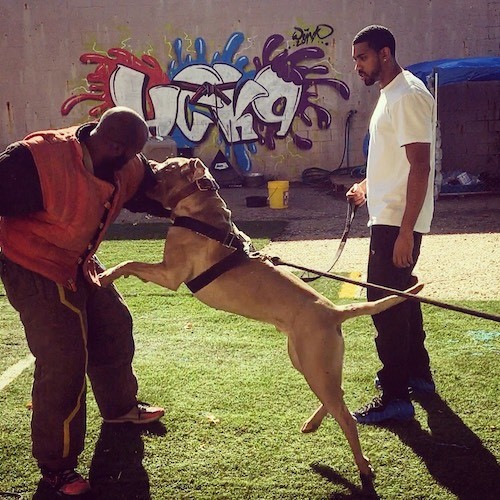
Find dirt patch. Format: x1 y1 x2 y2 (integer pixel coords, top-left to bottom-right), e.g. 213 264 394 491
265 233 499 301
261 191 500 301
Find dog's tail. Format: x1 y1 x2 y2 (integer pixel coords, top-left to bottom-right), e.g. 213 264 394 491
338 282 424 322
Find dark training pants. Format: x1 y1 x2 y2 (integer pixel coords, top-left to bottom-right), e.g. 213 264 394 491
0 255 139 471
366 225 432 402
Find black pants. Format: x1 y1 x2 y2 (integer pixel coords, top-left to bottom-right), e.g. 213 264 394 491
367 225 432 402
0 255 139 471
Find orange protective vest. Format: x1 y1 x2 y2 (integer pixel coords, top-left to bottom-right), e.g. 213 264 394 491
0 126 145 290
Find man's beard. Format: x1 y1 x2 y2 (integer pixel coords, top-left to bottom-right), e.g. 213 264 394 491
362 74 377 86
360 60 382 86
94 154 129 182
107 154 129 171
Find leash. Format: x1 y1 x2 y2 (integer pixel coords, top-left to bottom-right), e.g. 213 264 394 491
302 200 358 283
273 257 500 323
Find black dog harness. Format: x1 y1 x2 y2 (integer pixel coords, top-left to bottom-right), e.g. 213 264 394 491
184 249 251 294
173 216 252 294
173 217 248 253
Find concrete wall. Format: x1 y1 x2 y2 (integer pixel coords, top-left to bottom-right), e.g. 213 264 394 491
1 0 498 180
439 81 499 176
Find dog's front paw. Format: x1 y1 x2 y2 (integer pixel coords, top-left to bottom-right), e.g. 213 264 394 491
98 269 117 287
98 263 130 287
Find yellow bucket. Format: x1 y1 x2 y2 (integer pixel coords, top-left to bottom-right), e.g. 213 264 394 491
267 180 289 209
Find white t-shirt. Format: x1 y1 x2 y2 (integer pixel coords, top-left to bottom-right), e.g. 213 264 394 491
366 70 435 234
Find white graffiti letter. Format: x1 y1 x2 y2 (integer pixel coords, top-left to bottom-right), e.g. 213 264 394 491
252 67 302 136
109 65 148 115
148 85 180 137
210 63 261 142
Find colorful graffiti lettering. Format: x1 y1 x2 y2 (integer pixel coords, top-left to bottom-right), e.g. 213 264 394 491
291 24 334 47
61 48 169 119
61 32 349 171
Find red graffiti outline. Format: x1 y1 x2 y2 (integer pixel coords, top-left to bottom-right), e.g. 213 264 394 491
61 48 169 118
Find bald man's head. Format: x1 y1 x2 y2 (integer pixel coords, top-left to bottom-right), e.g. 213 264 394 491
94 106 149 153
87 106 149 178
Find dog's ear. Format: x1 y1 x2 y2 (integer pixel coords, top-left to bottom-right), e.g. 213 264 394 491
191 158 209 181
179 157 208 183
179 161 193 179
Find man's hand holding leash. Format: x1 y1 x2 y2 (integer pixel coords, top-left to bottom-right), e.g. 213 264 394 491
346 179 367 207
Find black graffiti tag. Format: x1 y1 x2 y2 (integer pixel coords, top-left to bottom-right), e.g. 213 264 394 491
292 24 334 47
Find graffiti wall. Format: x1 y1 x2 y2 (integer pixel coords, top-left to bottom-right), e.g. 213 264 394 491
61 29 349 173
1 0 498 179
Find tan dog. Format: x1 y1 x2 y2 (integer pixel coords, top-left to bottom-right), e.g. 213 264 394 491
99 157 422 481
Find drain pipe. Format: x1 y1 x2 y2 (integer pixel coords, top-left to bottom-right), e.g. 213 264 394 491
345 109 357 169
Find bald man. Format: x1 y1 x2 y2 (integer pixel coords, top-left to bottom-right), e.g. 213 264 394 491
0 107 169 496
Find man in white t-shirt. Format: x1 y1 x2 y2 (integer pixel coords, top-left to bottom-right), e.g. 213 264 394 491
347 25 436 424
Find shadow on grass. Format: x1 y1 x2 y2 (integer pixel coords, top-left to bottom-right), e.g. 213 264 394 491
88 421 167 499
311 393 500 498
105 220 288 241
311 462 380 499
384 393 500 500
32 421 166 500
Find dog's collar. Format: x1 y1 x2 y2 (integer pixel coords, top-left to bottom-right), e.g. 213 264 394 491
173 216 248 252
168 177 219 209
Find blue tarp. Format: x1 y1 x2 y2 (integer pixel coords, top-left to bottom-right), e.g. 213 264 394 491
406 57 500 86
406 57 500 195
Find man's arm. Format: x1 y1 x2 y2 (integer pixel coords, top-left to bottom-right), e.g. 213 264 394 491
0 142 44 216
393 142 431 268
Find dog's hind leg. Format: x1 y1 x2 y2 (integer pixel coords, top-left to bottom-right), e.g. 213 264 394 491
290 331 373 478
299 285 424 433
301 404 328 433
305 376 371 477
287 339 329 433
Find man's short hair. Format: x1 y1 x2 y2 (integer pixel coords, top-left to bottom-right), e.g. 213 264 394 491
352 25 396 56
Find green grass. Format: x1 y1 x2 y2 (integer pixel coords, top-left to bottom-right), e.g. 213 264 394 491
0 224 499 499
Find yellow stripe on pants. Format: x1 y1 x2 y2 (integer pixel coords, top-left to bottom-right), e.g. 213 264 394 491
57 284 88 458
